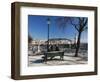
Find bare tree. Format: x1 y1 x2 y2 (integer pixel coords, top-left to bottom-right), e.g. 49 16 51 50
57 17 88 57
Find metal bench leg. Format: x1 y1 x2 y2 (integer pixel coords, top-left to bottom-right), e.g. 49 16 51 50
50 56 54 60
43 54 47 63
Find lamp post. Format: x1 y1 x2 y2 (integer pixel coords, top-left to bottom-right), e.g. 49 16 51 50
47 18 51 52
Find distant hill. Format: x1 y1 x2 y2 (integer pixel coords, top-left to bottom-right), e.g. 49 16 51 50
49 38 72 42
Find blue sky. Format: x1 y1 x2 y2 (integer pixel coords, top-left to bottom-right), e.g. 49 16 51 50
28 15 88 43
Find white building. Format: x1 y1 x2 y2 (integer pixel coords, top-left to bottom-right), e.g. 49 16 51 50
30 38 73 45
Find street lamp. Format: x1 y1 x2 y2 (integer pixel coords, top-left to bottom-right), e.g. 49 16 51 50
47 18 51 52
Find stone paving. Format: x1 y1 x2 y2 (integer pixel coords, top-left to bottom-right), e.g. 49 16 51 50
28 52 87 66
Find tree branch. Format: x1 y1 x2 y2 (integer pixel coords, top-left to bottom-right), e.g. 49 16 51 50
82 26 88 31
69 18 79 31
83 18 87 27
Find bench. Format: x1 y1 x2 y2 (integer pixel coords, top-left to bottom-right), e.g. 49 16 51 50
43 51 64 62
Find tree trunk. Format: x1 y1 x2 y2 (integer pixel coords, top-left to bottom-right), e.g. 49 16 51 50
74 32 82 57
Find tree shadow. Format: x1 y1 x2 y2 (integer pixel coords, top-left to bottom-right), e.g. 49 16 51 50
46 58 63 61
30 59 43 63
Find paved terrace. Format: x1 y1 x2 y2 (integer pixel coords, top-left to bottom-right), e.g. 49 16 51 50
28 52 87 66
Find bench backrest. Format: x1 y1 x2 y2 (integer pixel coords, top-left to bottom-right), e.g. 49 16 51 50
45 51 64 57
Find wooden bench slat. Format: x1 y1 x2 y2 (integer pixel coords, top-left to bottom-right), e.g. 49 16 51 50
43 51 64 62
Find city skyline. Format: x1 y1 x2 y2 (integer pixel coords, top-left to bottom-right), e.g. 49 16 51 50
28 15 88 43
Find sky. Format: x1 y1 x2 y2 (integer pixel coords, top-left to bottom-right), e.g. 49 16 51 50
28 15 88 43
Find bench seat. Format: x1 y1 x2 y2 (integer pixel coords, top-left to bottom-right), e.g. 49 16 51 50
43 51 64 62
